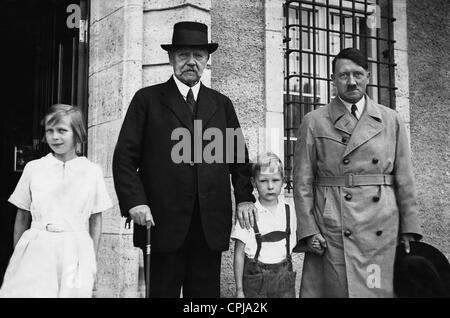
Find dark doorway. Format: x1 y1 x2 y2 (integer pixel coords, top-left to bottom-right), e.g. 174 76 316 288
0 0 89 285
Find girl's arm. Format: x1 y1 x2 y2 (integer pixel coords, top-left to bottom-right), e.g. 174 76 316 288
233 239 246 298
89 213 102 256
13 209 31 248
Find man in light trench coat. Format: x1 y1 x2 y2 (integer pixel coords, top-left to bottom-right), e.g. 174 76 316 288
293 48 422 297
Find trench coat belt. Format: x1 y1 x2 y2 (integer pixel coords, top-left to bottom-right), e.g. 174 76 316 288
315 174 394 188
31 221 88 232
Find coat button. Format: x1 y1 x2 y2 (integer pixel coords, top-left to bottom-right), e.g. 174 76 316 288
344 230 352 237
341 137 348 143
345 194 352 201
343 158 350 165
189 161 195 166
372 158 379 164
376 230 383 236
373 196 380 202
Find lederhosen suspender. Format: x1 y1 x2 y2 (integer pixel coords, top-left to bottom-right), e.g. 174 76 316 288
252 204 292 264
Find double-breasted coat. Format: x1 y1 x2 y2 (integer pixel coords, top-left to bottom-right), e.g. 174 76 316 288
293 96 422 297
113 77 254 253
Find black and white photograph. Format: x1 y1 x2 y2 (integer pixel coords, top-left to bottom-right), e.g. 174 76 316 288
0 0 448 305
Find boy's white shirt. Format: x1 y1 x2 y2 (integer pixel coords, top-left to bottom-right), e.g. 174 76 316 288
231 196 297 264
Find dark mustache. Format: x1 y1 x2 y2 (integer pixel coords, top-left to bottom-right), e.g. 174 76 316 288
346 85 358 91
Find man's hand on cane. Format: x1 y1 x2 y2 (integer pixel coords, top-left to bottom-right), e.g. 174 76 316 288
129 205 155 229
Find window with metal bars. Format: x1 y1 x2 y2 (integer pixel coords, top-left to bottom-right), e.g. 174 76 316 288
283 0 396 191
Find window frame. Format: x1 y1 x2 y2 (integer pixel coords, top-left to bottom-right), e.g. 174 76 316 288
283 0 396 192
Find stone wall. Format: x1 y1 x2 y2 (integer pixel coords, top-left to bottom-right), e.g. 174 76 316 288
142 0 212 87
407 0 450 258
393 0 411 139
211 0 266 160
89 0 144 297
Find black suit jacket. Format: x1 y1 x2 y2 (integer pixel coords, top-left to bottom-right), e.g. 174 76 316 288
112 77 255 252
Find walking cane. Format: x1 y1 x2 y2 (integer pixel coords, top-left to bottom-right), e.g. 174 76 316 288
125 216 151 298
145 225 151 298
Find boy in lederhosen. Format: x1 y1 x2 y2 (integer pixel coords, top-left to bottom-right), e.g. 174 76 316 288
232 152 300 298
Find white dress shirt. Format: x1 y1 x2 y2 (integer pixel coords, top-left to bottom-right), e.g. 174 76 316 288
173 75 201 102
338 95 366 120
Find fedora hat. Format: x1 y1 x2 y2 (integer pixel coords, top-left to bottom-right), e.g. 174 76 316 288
160 21 218 54
394 241 450 298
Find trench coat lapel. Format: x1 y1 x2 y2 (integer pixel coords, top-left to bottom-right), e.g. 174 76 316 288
160 77 194 133
343 96 384 157
329 97 357 136
196 83 218 128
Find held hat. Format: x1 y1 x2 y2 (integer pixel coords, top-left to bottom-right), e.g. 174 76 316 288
160 21 218 54
394 241 450 298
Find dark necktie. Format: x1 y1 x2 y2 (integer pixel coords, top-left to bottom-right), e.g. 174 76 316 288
351 104 358 120
186 88 196 114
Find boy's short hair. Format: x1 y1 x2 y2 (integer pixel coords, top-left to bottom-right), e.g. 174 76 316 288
42 104 87 144
332 47 368 73
252 151 284 179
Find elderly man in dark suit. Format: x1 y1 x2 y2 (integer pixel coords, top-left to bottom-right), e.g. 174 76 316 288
112 21 256 298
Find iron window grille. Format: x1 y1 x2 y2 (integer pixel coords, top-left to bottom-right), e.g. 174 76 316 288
283 0 396 191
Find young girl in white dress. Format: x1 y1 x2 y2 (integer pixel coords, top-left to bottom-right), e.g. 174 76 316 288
0 104 112 298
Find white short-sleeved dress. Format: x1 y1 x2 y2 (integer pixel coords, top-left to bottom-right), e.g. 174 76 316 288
0 153 112 298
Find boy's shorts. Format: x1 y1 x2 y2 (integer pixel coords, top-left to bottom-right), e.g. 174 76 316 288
243 256 296 298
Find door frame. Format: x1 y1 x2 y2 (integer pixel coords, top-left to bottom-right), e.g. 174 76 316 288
78 0 90 156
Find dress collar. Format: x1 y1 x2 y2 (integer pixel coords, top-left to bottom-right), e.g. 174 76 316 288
45 153 85 166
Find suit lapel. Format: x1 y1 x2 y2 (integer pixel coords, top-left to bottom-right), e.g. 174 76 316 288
160 77 194 133
329 97 357 136
343 96 384 157
196 83 218 128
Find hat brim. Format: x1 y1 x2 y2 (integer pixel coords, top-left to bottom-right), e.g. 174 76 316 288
394 241 450 297
160 43 218 54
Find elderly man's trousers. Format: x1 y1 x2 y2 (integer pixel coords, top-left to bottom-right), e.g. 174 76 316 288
144 200 222 298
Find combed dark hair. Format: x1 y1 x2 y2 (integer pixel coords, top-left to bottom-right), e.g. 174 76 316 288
41 104 87 144
332 48 368 73
251 151 284 179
